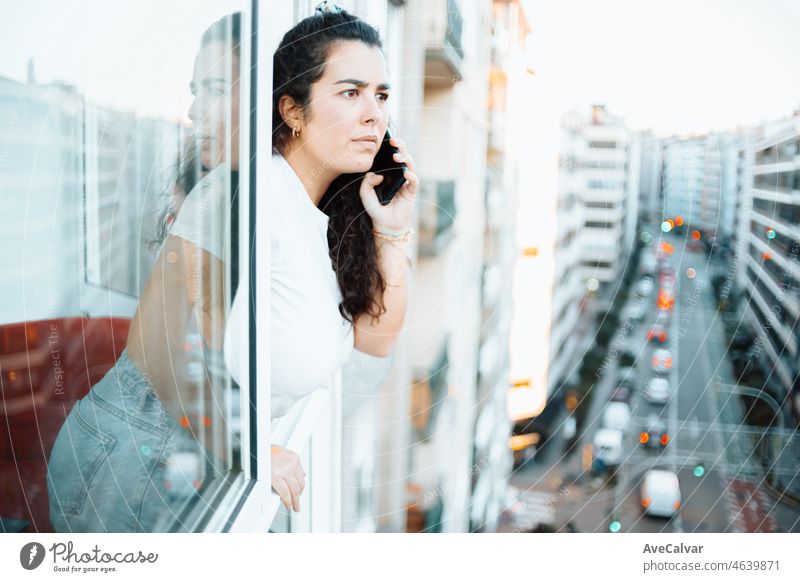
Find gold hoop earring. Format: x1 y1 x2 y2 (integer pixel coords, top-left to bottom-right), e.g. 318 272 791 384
292 126 300 138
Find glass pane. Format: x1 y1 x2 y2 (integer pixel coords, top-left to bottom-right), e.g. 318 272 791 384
0 1 245 532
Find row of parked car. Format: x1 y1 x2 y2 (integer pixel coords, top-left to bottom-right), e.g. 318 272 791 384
592 362 636 470
592 254 683 519
590 354 682 519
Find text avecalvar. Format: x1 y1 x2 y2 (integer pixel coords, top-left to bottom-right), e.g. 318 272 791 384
643 543 704 554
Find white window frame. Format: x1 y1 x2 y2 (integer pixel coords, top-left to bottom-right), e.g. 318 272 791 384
208 0 344 533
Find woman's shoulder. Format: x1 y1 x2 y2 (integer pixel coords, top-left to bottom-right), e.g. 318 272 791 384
267 154 292 191
266 154 307 218
169 163 232 260
177 163 231 220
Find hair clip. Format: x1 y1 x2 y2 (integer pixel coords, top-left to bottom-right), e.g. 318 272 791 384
314 1 343 15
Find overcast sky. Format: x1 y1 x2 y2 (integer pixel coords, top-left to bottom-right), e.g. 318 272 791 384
521 0 800 136
0 0 240 122
3 0 797 135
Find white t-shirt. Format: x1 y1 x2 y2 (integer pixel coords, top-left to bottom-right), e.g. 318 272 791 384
223 154 390 418
170 163 231 262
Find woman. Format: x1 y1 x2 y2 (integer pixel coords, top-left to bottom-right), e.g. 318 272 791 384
47 13 242 533
227 5 418 514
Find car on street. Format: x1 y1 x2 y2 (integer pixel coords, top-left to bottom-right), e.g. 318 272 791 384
639 413 669 450
617 365 637 388
654 308 672 327
593 428 624 468
602 402 631 433
641 252 657 276
609 385 632 404
619 349 637 367
643 376 671 404
656 287 676 310
647 324 668 344
659 267 676 286
624 303 645 324
641 469 681 517
651 348 673 373
637 277 655 297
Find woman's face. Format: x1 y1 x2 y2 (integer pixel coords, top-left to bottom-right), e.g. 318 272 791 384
300 40 391 174
187 40 240 170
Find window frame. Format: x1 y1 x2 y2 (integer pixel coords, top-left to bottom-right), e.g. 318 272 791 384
201 0 275 532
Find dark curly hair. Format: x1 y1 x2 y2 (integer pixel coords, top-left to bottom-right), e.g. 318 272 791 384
272 9 386 323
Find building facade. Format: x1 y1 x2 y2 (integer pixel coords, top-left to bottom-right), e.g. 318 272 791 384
737 113 800 422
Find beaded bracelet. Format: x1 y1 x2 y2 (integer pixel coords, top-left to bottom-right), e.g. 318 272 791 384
373 228 414 242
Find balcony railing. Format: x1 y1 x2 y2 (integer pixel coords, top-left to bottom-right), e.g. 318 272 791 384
267 370 342 532
424 0 464 86
418 179 456 256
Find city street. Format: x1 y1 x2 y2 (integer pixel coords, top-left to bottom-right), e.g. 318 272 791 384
501 233 799 533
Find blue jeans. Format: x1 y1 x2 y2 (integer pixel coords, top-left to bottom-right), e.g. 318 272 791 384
47 349 216 532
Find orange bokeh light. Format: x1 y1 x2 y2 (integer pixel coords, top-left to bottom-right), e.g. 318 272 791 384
691 230 701 240
675 216 684 226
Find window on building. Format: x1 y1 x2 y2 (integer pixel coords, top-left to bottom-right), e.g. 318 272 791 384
0 1 252 533
584 220 615 229
581 260 613 269
589 140 617 149
585 201 616 209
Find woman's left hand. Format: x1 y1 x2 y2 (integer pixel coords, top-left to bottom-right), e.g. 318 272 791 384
358 136 418 233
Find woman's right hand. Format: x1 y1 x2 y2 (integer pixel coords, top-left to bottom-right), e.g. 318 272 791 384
271 445 306 512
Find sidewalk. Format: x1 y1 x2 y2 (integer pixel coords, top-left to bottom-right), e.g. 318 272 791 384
706 258 800 532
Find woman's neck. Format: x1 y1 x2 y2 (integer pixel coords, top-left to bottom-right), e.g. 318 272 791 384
281 148 337 207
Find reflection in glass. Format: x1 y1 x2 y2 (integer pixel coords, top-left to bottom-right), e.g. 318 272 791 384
0 8 242 532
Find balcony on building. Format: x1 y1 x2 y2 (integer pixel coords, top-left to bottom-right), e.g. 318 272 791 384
488 108 506 153
418 178 457 256
424 0 464 87
406 344 450 532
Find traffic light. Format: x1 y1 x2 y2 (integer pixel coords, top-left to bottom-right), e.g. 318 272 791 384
694 463 705 478
609 519 622 533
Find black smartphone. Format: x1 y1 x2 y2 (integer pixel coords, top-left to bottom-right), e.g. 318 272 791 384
370 129 406 205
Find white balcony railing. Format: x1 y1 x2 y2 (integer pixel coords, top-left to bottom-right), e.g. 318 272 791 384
267 370 342 532
423 0 464 85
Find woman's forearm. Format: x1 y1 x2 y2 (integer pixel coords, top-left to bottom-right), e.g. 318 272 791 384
353 238 410 357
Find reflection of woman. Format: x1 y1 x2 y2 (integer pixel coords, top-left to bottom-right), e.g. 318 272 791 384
47 14 241 533
225 5 418 513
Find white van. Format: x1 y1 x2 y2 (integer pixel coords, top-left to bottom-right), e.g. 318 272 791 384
602 402 631 433
593 428 624 467
644 377 671 404
641 469 681 517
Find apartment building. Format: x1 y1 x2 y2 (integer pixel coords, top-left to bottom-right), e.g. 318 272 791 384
737 113 800 421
